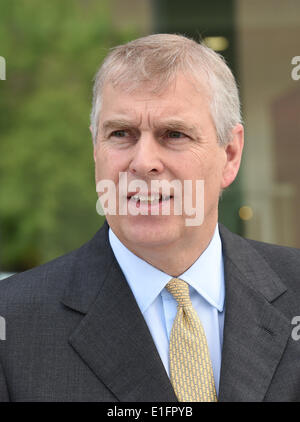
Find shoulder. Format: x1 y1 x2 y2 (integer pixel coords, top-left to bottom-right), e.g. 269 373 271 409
245 237 300 287
0 249 81 347
245 236 300 263
219 223 300 262
0 248 78 306
219 223 300 291
0 222 110 307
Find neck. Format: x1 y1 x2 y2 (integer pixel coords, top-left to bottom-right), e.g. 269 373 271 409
119 223 217 277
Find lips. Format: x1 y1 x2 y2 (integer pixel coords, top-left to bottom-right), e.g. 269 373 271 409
127 192 173 205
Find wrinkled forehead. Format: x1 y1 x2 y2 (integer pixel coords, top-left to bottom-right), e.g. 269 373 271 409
101 70 211 105
97 72 215 137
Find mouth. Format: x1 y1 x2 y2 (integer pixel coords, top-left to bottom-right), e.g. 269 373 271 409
127 192 174 208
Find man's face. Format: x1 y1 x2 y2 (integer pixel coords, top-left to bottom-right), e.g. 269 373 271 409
94 73 243 252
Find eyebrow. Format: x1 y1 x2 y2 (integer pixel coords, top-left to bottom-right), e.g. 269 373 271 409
101 119 138 132
153 119 200 137
101 118 201 138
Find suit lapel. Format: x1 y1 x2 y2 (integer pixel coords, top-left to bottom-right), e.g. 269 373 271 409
218 225 291 402
62 221 292 402
61 221 177 402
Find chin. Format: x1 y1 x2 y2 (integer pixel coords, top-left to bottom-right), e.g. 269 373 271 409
114 216 183 248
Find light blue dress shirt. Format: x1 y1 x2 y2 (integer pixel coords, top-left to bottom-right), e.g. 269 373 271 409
108 225 225 394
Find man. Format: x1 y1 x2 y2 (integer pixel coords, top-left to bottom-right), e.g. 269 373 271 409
0 34 300 402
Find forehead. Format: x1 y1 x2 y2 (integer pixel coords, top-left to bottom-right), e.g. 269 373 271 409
99 73 211 122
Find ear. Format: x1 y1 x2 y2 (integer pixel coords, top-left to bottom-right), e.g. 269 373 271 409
221 124 244 189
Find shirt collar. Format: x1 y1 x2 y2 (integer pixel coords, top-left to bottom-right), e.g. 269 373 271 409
109 229 170 313
108 225 224 314
177 225 225 312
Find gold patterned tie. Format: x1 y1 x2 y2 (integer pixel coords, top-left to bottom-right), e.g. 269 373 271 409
166 278 217 402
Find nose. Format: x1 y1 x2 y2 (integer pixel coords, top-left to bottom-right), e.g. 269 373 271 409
128 133 164 177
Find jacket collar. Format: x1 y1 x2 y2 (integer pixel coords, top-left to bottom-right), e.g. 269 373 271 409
61 220 177 401
218 224 290 401
62 221 291 402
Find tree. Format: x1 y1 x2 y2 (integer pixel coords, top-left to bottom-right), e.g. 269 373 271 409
0 0 139 271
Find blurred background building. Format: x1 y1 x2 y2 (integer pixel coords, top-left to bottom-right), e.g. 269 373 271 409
0 0 299 275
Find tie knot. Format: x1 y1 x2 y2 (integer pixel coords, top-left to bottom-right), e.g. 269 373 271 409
165 278 192 307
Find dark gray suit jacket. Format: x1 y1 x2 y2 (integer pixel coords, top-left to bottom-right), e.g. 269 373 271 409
0 222 300 402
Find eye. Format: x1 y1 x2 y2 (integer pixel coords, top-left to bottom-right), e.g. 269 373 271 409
166 131 187 139
110 130 128 138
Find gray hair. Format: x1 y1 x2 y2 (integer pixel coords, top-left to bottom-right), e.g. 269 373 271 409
90 33 241 145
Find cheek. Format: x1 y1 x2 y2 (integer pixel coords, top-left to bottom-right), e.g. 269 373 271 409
95 148 129 182
188 154 225 193
178 152 208 181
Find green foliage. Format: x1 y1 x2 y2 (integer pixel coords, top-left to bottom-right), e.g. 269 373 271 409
0 0 140 271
